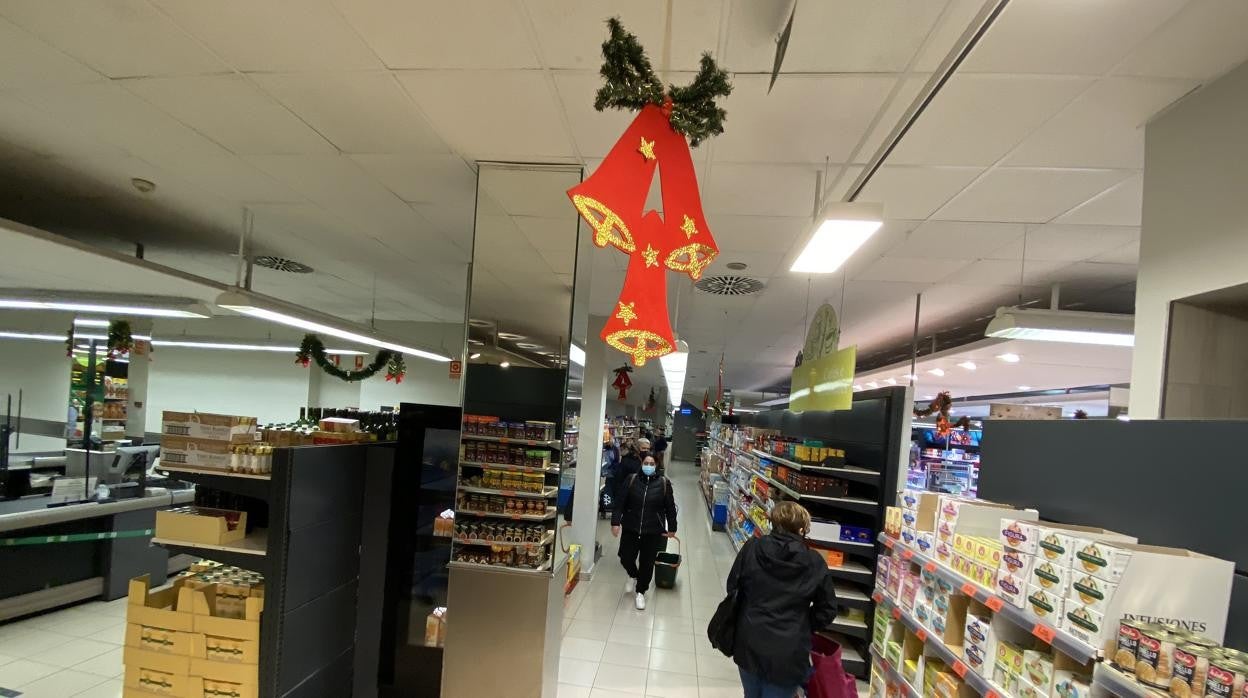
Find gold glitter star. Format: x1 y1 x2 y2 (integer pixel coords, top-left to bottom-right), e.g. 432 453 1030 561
681 214 698 239
642 244 659 268
638 137 656 161
615 301 638 327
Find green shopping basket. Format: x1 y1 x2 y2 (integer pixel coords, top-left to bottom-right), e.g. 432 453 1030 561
654 536 681 589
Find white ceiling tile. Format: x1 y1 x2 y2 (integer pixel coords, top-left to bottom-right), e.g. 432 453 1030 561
335 0 539 69
960 0 1185 75
1116 0 1248 80
124 75 334 155
396 70 574 160
153 0 382 71
703 163 819 217
852 74 929 163
704 215 809 254
912 0 988 72
713 74 895 164
253 71 448 154
986 224 1141 262
0 0 226 78
523 0 721 72
350 153 477 206
0 92 126 159
1090 239 1141 265
888 221 1024 260
856 256 971 284
857 165 983 220
725 0 946 73
1004 77 1198 169
477 165 582 218
1056 174 1143 226
827 165 865 201
0 17 101 88
553 70 667 160
513 215 580 253
888 74 1092 166
932 168 1133 223
954 259 1068 286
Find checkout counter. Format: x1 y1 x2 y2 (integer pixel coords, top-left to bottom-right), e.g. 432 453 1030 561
0 447 194 621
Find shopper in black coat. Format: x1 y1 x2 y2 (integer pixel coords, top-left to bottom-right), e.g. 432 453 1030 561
614 437 650 504
727 501 838 695
611 454 677 610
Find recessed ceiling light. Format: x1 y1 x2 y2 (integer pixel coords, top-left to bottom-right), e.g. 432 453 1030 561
516 342 541 350
866 381 879 389
958 361 977 370
928 368 945 377
1018 385 1033 391
498 332 525 340
902 373 917 381
73 318 110 328
499 361 510 368
468 319 492 328
469 352 481 359
885 378 897 386
997 353 1021 363
852 385 863 391
922 395 935 400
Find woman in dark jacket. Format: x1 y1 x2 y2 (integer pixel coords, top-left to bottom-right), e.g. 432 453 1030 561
727 501 837 697
611 454 677 611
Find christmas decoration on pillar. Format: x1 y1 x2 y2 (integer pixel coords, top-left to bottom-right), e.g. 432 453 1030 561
107 320 134 359
611 365 634 400
568 18 731 366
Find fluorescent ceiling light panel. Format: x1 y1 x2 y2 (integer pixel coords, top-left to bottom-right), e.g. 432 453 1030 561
216 290 450 363
755 396 790 407
985 307 1134 347
958 361 977 370
152 339 364 354
500 361 510 368
885 378 897 385
0 331 65 341
866 381 879 389
660 340 689 408
997 353 1021 363
1018 385 1033 391
73 318 110 328
0 291 210 318
469 352 482 359
928 368 945 377
790 202 884 274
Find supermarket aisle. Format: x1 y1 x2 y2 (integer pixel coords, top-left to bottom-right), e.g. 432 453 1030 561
558 460 744 697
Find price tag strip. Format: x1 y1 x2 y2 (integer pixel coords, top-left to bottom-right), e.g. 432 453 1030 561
876 533 1100 664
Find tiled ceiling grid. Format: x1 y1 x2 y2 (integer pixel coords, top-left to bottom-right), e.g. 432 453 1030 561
0 0 1244 400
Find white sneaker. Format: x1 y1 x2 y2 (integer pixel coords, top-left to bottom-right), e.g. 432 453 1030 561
634 592 646 611
625 578 635 594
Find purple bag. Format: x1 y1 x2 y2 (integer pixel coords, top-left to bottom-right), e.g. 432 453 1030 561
805 633 857 698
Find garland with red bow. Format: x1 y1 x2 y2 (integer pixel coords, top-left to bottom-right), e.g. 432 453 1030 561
611 365 633 400
914 391 971 437
296 334 406 383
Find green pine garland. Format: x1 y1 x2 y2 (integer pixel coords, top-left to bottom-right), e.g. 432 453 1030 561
297 334 402 383
593 17 732 147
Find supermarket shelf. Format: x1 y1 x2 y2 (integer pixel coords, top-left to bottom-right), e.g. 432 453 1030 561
835 583 873 605
152 530 268 572
458 460 559 474
458 485 558 499
446 559 553 576
158 465 272 481
869 647 921 698
801 494 878 514
457 507 557 522
828 616 870 639
878 533 1100 663
454 531 555 549
460 434 561 448
811 537 876 552
877 593 1012 698
834 637 865 667
826 560 873 581
1094 663 1161 698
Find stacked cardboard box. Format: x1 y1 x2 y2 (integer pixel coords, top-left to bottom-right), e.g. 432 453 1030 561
161 411 257 471
124 569 262 698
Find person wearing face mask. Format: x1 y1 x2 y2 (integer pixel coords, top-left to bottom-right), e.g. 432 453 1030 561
614 437 650 506
611 454 677 610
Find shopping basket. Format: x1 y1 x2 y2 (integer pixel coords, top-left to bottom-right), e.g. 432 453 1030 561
654 536 681 589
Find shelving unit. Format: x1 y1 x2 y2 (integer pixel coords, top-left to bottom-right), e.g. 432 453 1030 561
153 444 387 698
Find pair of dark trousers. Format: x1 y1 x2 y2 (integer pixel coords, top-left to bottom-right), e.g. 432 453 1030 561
618 531 665 594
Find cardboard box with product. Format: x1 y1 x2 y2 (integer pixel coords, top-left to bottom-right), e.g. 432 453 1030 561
161 411 257 444
155 507 248 546
160 435 236 471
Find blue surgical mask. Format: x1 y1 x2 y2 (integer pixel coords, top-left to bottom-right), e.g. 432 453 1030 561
641 464 656 476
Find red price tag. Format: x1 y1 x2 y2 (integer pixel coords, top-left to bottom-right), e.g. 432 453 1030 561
891 607 902 620
872 592 883 604
883 538 894 549
952 660 967 678
916 628 928 642
901 549 914 560
924 562 937 573
1033 623 1057 644
985 596 1004 612
960 582 978 597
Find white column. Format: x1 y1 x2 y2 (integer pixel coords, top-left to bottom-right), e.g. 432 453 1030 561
571 317 609 575
125 319 152 440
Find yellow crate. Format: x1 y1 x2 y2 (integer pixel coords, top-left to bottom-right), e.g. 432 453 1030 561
126 623 196 656
127 575 196 633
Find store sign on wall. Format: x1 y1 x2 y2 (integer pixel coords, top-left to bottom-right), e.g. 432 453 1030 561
790 303 856 412
449 360 462 380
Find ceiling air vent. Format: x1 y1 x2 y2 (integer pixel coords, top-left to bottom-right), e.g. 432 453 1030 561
253 256 313 274
695 275 766 296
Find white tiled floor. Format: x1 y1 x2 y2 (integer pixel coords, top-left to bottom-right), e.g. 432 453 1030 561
0 595 127 697
558 461 746 698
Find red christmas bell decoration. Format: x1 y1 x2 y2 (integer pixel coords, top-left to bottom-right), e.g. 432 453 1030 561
598 212 675 366
611 365 634 400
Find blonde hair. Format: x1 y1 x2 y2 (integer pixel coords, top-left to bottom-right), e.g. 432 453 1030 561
769 501 812 536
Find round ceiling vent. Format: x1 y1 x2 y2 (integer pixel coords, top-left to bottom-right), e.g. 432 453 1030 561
695 275 766 296
253 255 313 274
726 262 748 271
